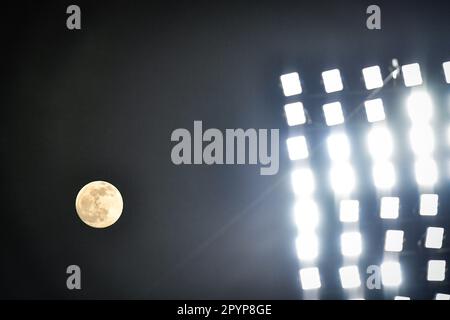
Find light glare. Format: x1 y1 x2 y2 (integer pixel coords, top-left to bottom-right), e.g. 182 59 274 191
286 136 309 161
402 63 423 87
381 261 402 287
364 98 386 123
299 267 321 290
323 102 345 126
341 232 362 257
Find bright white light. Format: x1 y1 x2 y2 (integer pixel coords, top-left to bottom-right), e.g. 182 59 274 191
384 230 404 252
415 158 438 187
402 63 423 87
364 98 385 123
435 293 450 300
394 296 410 300
362 66 383 90
372 161 396 189
380 197 400 219
296 232 319 261
286 136 309 161
427 260 446 281
293 199 320 231
284 102 306 126
299 267 321 290
409 125 435 156
291 168 315 196
322 69 343 93
425 227 444 249
406 91 433 124
367 126 393 160
339 265 361 289
327 133 351 161
330 162 356 195
280 72 302 96
443 61 450 84
381 261 402 287
419 194 439 216
339 200 359 223
341 232 362 257
323 102 345 126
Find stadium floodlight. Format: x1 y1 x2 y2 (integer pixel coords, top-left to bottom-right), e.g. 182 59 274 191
419 194 439 216
280 72 302 96
427 260 446 281
339 200 359 223
372 161 396 189
415 157 438 187
293 199 320 231
402 63 423 87
296 232 319 261
406 91 433 124
425 227 444 249
284 102 307 126
380 197 400 219
291 168 315 196
394 296 411 300
362 65 384 90
340 232 362 257
330 162 356 195
409 125 435 156
323 102 345 126
299 267 321 290
381 261 402 287
364 98 386 123
286 136 309 161
339 265 361 289
443 61 450 84
322 68 344 93
435 293 450 300
384 230 404 252
367 126 393 160
327 132 351 161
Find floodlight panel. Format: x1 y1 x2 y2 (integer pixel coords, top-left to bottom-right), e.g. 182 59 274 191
415 158 438 187
406 91 433 124
402 63 423 87
323 102 345 126
286 136 309 161
339 265 361 289
280 72 302 96
380 197 400 219
322 68 343 93
296 232 319 261
299 267 321 290
362 65 383 90
427 260 446 281
425 227 444 249
394 296 410 300
384 230 404 252
367 126 393 160
443 61 450 84
294 199 320 231
364 98 386 123
291 168 315 196
339 200 359 223
327 133 351 161
330 162 356 195
409 125 435 156
341 232 362 257
284 102 307 126
420 194 439 216
381 261 402 287
435 293 450 300
372 161 396 190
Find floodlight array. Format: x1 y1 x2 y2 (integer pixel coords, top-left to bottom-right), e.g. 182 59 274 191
279 60 449 299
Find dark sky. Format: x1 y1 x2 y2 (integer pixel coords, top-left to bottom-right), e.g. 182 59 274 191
1 0 450 299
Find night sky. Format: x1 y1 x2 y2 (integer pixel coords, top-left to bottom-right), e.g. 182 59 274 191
1 0 450 299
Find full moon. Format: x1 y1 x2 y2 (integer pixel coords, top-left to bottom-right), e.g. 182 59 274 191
75 181 123 228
